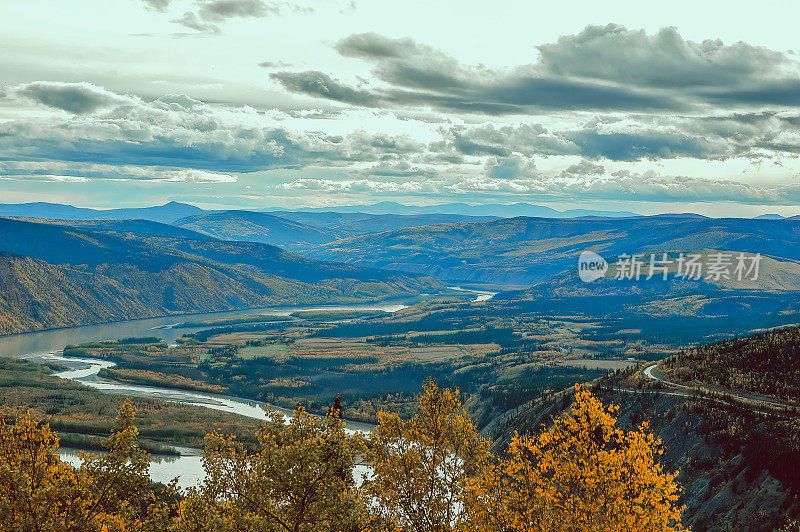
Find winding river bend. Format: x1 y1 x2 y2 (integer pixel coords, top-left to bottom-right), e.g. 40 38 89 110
0 291 495 488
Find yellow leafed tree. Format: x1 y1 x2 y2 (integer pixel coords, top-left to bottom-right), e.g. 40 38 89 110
0 409 90 531
466 386 686 531
174 406 373 532
0 399 175 532
363 380 490 531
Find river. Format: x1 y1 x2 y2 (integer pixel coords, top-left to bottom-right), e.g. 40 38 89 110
0 290 496 489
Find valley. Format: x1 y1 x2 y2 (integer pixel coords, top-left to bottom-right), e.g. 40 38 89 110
1 204 800 529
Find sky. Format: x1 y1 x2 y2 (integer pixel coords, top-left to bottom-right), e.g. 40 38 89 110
3 0 800 215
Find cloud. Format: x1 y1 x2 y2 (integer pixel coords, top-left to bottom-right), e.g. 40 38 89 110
270 71 379 106
271 27 800 114
258 60 292 68
0 161 237 183
273 50 678 114
172 0 282 33
10 82 133 114
573 170 796 204
485 155 538 180
1 83 430 178
197 0 280 22
286 172 800 205
268 165 800 206
335 33 424 60
443 111 800 162
443 123 578 158
7 80 800 208
536 24 795 88
141 0 171 12
363 159 430 177
272 32 682 114
563 159 605 176
171 12 221 33
275 177 434 193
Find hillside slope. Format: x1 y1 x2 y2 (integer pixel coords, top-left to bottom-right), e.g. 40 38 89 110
172 211 338 251
265 211 499 239
308 216 800 286
483 382 800 531
0 218 441 335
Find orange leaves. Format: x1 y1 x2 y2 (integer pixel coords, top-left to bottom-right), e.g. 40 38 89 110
0 402 177 532
175 406 371 532
363 380 491 531
0 384 686 532
465 385 686 531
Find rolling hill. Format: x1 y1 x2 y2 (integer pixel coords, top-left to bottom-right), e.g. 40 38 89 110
484 326 800 530
0 217 442 335
264 211 499 239
307 216 800 287
172 211 338 251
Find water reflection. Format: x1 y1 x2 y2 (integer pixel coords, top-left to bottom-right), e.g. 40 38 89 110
58 446 204 490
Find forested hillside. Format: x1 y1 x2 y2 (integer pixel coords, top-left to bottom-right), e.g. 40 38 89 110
308 216 800 286
661 326 800 401
172 210 338 251
0 218 441 335
487 381 800 531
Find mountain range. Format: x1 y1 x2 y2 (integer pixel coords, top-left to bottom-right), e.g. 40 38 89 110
172 210 498 251
305 216 800 287
277 201 641 218
0 201 204 223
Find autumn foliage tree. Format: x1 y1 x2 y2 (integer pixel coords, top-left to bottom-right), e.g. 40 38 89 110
0 409 88 531
362 380 490 531
0 386 685 532
174 407 374 532
466 386 685 531
0 398 176 531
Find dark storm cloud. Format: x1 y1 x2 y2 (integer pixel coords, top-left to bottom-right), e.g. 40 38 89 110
272 27 800 114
